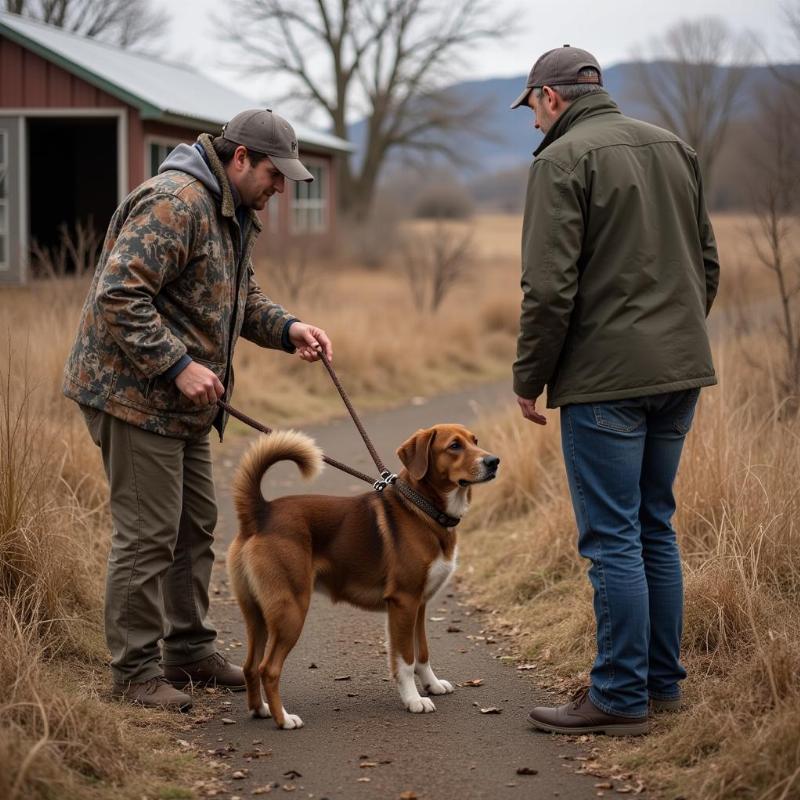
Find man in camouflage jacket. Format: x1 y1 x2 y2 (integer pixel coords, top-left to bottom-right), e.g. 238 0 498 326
64 109 331 710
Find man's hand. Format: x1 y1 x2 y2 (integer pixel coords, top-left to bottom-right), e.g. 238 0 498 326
175 361 224 406
517 395 547 425
289 322 333 363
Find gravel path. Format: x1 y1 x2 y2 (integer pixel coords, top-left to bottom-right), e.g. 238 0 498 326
189 380 604 800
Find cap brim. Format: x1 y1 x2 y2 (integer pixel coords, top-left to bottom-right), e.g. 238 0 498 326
510 86 533 110
270 155 314 182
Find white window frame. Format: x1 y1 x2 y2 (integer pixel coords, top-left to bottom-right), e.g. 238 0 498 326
0 130 7 270
291 157 328 234
145 135 185 178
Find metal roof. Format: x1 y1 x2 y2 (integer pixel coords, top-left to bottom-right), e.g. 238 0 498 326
0 12 352 153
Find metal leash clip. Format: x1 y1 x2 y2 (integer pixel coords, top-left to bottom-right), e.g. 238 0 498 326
373 470 398 492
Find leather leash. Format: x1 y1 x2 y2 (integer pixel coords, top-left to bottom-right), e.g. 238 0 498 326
217 399 379 488
216 352 461 527
317 351 397 490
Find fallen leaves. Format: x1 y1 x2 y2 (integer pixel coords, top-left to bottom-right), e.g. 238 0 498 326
399 792 418 800
282 770 302 780
334 675 351 681
516 767 538 775
479 706 502 714
446 625 462 633
516 663 537 671
221 718 236 725
462 678 484 687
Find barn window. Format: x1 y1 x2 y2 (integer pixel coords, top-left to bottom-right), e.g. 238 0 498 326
291 163 327 233
0 131 7 269
149 141 176 177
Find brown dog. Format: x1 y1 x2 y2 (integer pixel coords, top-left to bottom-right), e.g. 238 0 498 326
227 424 499 729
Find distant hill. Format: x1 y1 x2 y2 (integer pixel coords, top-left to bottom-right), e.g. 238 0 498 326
348 61 800 210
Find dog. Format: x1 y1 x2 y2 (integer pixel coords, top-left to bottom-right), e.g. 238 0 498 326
227 423 500 729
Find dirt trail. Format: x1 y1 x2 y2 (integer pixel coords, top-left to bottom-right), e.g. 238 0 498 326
190 381 603 799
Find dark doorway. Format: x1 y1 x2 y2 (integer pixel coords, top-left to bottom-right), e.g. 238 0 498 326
27 116 117 273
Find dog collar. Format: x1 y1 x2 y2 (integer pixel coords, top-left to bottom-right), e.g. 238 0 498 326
394 480 461 528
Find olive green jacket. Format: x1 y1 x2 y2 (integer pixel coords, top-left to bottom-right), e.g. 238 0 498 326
513 91 719 406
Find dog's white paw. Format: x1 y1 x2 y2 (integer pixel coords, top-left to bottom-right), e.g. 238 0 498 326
405 696 436 713
279 713 304 729
425 678 454 695
250 703 271 719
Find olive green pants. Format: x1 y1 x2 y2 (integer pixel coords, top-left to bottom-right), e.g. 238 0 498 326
82 407 218 684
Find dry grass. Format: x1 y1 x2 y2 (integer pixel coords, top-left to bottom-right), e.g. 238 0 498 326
461 337 800 799
0 346 205 799
0 212 788 798
0 215 520 798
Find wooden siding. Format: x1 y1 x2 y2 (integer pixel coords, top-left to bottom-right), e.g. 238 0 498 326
0 36 120 108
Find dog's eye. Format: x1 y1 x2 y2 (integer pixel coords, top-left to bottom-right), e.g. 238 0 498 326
448 441 462 450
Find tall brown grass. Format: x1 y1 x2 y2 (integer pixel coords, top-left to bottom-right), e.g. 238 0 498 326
461 338 800 799
0 212 784 797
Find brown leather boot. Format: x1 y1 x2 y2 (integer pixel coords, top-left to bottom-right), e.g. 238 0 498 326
112 676 193 711
527 687 649 736
164 652 246 691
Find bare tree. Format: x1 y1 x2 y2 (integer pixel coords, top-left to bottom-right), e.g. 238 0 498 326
632 17 755 193
265 239 315 303
221 0 512 220
771 1 800 94
5 0 169 48
745 84 800 405
399 222 472 312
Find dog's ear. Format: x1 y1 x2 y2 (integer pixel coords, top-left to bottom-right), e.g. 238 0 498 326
397 428 436 481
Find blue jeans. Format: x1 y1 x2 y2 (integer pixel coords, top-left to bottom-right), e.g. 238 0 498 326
560 389 700 718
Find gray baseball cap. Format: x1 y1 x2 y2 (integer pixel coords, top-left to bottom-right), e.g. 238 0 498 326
510 45 602 110
222 109 314 182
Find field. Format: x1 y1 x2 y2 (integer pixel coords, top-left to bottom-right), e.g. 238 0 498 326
1 212 798 798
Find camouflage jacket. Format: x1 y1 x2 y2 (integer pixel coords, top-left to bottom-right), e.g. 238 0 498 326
63 134 296 439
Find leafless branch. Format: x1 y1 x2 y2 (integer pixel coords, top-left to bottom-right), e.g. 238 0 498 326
631 17 756 192
4 0 169 48
399 221 473 311
219 0 515 219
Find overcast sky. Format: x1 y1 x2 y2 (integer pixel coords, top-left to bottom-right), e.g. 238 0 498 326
164 0 790 111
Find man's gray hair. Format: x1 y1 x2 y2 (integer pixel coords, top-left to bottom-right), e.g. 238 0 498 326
533 67 604 102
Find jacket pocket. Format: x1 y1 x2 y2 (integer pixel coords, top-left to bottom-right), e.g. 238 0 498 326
142 358 226 413
592 400 646 433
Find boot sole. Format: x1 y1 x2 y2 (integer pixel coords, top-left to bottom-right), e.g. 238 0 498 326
528 713 649 736
112 693 193 712
167 678 246 692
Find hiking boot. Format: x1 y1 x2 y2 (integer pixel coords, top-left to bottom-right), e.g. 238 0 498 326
527 687 649 736
112 675 193 711
164 652 246 691
650 695 682 713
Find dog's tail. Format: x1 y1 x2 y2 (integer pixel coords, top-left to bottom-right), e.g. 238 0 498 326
232 430 324 536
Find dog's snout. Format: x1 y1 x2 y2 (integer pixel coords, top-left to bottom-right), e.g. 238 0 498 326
483 455 500 471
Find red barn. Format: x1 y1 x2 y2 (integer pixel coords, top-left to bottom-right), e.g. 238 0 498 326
0 12 352 284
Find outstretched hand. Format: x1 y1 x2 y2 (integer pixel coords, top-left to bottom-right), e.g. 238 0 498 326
289 322 333 363
517 395 547 425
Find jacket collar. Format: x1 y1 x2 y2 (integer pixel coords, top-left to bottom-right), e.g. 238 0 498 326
533 90 621 157
196 134 263 233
